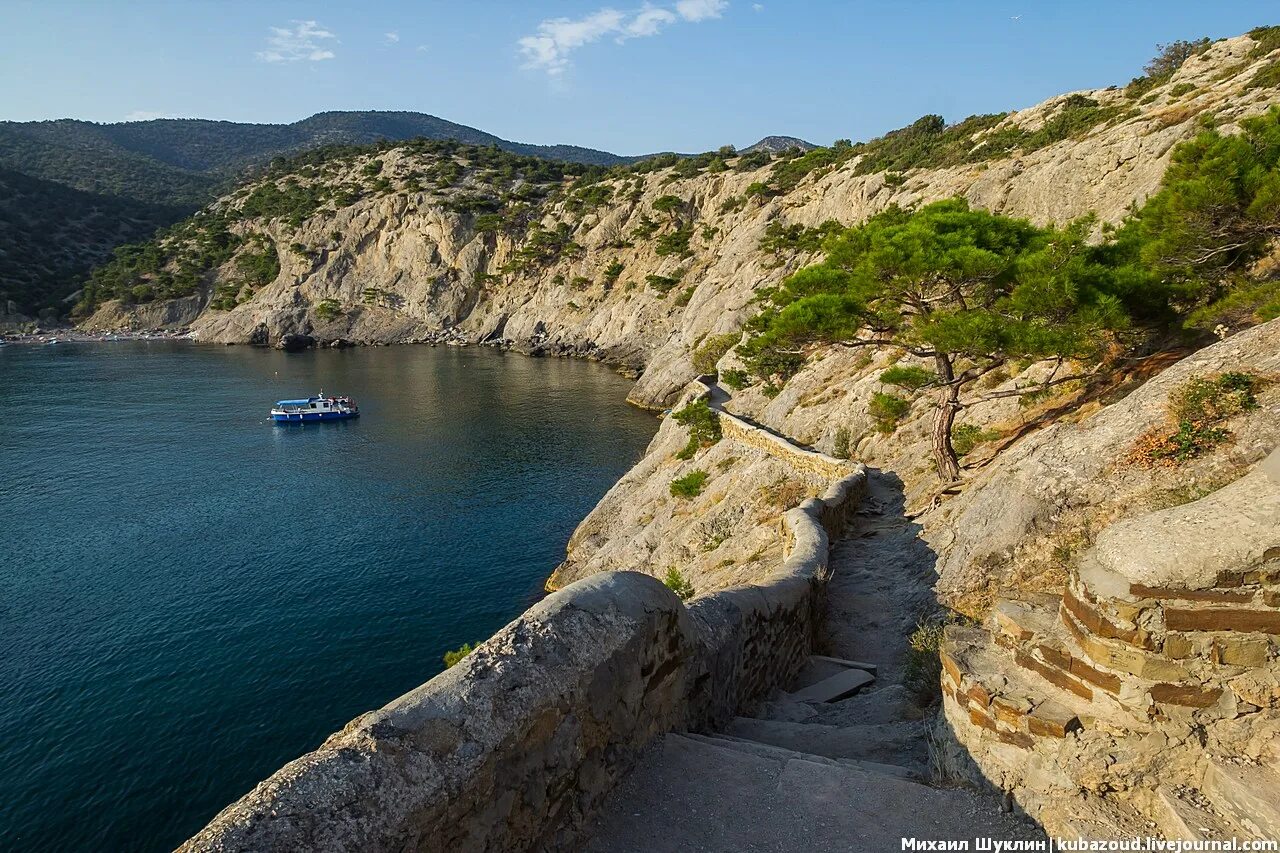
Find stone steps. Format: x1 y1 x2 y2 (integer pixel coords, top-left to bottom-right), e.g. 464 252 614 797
724 717 928 770
785 667 874 703
581 733 1042 852
1202 760 1280 839
684 732 921 781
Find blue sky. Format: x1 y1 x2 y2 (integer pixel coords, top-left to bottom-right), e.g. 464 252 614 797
1 1 1275 155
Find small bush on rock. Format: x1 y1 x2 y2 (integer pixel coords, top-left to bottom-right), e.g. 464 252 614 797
869 392 911 434
672 399 721 459
663 567 696 600
670 469 709 499
442 642 475 668
1129 372 1266 466
692 333 740 374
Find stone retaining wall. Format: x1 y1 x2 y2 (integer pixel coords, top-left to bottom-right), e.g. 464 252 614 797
691 376 854 480
181 463 867 852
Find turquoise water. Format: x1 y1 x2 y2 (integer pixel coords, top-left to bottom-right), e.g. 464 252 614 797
0 342 656 852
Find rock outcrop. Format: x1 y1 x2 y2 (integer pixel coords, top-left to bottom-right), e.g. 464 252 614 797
83 34 1280 417
939 448 1280 840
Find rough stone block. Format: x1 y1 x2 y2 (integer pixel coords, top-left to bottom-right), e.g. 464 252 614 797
1165 608 1280 634
1162 634 1196 660
1014 649 1092 701
1027 702 1082 738
1211 636 1272 668
1148 682 1223 708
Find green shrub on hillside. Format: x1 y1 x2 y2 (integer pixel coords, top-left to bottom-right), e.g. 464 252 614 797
315 298 342 321
879 365 936 391
951 423 1000 457
442 642 475 668
869 392 911 434
672 398 721 459
692 332 740 374
662 567 696 601
655 225 694 257
670 469 710 499
1130 373 1265 466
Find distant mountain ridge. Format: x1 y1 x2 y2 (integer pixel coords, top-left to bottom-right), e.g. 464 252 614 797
0 110 645 315
740 135 817 154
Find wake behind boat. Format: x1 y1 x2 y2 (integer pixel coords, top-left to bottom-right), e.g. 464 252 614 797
271 392 359 423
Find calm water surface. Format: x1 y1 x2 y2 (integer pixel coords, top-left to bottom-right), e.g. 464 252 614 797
0 342 656 852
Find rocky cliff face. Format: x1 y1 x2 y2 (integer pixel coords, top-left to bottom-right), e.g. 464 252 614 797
82 34 1280 603
85 35 1278 412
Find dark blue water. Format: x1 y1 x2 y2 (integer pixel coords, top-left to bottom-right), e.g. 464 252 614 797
0 342 656 852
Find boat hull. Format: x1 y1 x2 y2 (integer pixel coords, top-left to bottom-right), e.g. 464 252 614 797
271 411 359 423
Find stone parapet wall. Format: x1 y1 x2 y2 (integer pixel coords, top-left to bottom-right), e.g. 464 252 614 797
690 376 855 480
181 459 866 852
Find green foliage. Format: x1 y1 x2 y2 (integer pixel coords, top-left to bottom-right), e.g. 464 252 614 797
767 140 855 191
314 298 342 321
850 113 1007 176
721 369 750 390
645 269 685 295
1250 59 1280 91
868 392 911 433
1118 107 1280 315
904 616 957 704
1132 373 1264 465
652 194 685 217
879 365 936 390
602 259 625 283
672 398 722 459
758 219 841 256
631 215 660 240
832 426 853 459
654 224 694 257
1168 82 1197 98
662 567 696 601
673 286 696 307
1144 38 1211 80
692 332 739 374
442 642 475 668
1250 25 1280 57
951 423 1000 457
670 469 710 499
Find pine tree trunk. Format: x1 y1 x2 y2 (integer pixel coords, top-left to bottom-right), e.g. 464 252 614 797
932 354 962 483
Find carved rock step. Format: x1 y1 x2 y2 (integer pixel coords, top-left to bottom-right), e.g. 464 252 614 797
1154 785 1247 842
724 717 927 770
789 654 877 691
683 732 920 781
808 684 925 727
1202 760 1280 840
785 667 874 703
582 733 1042 853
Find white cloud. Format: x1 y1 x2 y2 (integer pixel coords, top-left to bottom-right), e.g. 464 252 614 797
752 3 764 11
416 44 429 53
257 20 338 63
383 31 400 45
124 110 169 122
675 0 727 21
622 5 677 38
518 2 727 76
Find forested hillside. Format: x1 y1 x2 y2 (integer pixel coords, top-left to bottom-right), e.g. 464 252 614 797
0 110 638 316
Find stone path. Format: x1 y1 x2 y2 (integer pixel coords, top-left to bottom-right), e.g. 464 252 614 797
581 461 1043 850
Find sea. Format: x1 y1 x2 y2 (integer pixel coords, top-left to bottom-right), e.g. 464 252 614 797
0 341 657 851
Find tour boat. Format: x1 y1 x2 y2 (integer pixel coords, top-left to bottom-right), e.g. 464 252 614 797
270 392 359 423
